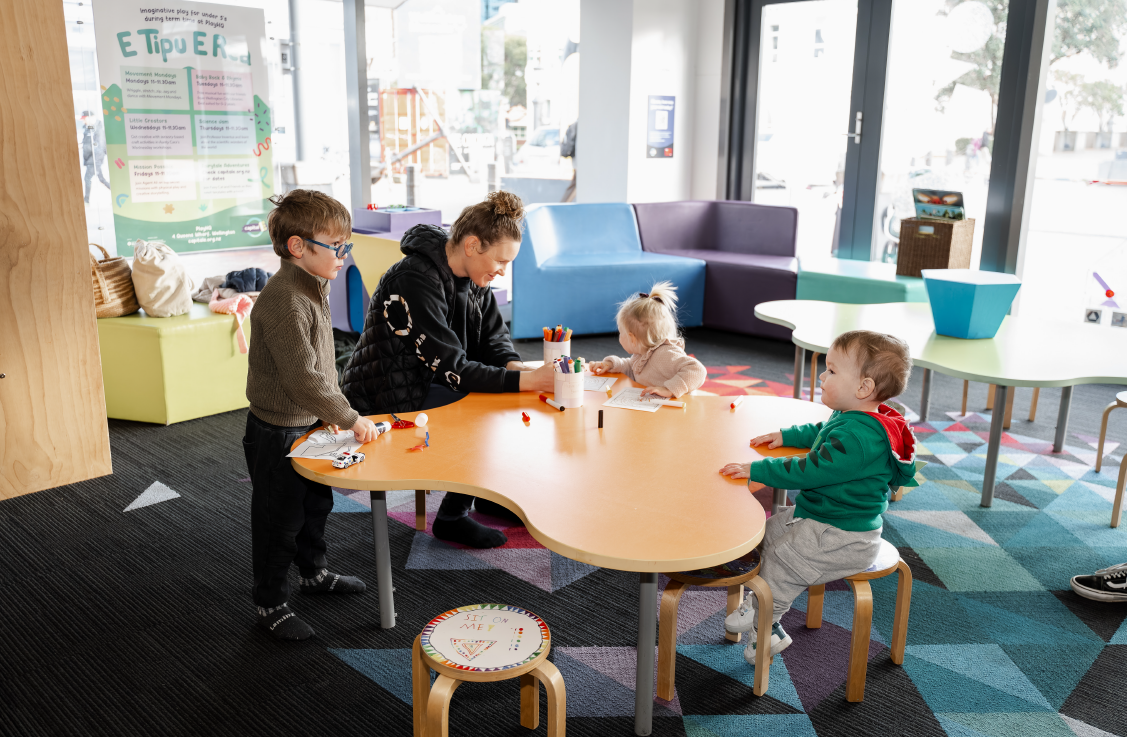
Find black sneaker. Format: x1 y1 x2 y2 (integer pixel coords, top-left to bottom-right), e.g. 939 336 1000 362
1070 562 1127 602
256 605 314 640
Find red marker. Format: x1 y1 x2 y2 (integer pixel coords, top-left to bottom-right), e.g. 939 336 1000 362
538 394 565 411
730 395 745 410
521 412 530 423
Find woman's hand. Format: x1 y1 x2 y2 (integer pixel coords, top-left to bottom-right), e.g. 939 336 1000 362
641 386 673 399
587 360 607 375
506 360 534 371
749 431 784 449
519 363 556 393
720 463 751 479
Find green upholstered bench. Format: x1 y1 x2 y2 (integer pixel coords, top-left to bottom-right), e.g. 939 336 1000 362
97 303 249 425
796 258 927 304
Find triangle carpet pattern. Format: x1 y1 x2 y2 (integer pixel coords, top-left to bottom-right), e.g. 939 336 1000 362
326 369 1127 737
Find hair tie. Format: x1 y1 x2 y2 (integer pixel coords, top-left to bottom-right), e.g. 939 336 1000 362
639 292 663 305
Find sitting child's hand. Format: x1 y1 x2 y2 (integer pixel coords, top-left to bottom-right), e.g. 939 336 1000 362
641 386 673 399
352 416 378 444
587 360 607 375
749 431 784 449
720 462 751 479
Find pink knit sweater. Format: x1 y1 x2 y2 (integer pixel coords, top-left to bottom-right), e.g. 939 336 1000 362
601 338 706 398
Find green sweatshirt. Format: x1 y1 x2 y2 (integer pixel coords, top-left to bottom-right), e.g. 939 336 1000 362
747 405 921 532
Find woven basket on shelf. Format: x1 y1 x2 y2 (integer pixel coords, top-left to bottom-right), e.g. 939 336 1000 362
895 218 975 278
89 243 140 318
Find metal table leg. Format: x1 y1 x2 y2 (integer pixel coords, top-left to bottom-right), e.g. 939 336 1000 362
793 345 805 400
1054 386 1073 453
370 490 396 628
634 572 658 736
919 368 933 422
771 487 788 516
981 385 1009 507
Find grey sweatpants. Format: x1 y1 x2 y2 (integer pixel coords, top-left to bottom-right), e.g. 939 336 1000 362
758 506 883 623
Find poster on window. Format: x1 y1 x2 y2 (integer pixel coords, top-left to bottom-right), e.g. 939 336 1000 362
92 1 273 254
646 95 675 158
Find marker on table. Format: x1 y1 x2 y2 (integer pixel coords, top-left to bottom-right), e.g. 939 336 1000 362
598 409 603 428
649 398 685 408
539 393 565 411
730 395 745 410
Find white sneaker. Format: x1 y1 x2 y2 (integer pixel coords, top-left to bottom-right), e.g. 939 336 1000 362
725 593 758 634
743 621 793 666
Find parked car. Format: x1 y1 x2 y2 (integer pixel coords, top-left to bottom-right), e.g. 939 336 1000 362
512 127 563 173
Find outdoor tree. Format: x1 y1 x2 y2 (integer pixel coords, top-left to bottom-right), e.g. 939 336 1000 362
504 35 527 109
1079 79 1126 134
1053 70 1086 131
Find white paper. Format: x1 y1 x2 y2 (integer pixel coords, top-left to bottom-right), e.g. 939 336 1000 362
603 387 663 413
584 375 617 392
287 429 361 459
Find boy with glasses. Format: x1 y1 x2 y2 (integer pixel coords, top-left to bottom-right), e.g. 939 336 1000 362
244 189 377 640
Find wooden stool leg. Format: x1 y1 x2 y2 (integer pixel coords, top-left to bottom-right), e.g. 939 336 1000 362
1003 386 1015 429
961 380 969 416
1096 401 1118 472
520 673 540 729
725 584 744 643
415 490 427 531
890 487 904 502
810 352 820 402
412 635 430 737
845 579 874 702
806 584 825 629
891 561 913 664
986 384 996 410
746 575 774 696
530 660 567 737
656 579 686 701
426 674 461 737
1112 456 1126 528
1028 387 1040 422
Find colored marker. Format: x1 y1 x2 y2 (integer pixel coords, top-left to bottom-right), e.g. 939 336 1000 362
521 412 530 423
730 395 745 410
598 409 603 428
543 327 553 341
606 387 613 397
539 394 565 411
564 327 572 341
554 324 563 341
573 358 581 374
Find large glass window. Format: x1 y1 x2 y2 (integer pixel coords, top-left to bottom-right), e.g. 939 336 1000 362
876 0 1008 267
1017 4 1127 330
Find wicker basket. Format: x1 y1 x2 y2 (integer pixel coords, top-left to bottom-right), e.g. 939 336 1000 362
896 218 975 278
89 243 140 318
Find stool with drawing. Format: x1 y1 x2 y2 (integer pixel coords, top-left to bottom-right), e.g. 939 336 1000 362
413 604 566 736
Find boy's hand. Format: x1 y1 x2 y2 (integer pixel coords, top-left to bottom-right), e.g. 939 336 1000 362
641 386 673 399
587 360 607 375
351 416 378 444
720 462 751 479
749 431 784 449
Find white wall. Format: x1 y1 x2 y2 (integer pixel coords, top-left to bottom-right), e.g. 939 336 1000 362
576 0 633 202
578 0 726 204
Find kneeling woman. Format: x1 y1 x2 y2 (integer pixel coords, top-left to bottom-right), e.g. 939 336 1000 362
341 192 554 548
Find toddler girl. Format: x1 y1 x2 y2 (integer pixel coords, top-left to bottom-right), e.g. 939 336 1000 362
588 281 706 398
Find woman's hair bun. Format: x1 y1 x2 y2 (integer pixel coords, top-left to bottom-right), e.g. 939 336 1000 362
489 190 524 220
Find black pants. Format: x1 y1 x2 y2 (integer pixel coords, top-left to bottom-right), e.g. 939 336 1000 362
243 412 334 608
416 384 477 522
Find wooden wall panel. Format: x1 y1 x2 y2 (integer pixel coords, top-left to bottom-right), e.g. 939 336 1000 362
0 0 112 498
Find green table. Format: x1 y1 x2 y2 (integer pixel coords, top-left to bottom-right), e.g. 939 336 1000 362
797 258 927 304
754 299 1127 506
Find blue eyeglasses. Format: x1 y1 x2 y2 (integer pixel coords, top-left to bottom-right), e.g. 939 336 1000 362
304 238 354 258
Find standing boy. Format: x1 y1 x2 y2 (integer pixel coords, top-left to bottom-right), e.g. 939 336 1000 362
720 330 922 664
245 190 378 640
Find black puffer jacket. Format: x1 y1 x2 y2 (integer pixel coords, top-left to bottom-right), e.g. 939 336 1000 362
341 224 522 415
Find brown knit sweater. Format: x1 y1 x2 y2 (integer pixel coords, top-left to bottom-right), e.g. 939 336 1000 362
246 259 359 429
601 338 707 398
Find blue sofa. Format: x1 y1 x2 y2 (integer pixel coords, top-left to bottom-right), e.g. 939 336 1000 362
511 203 706 339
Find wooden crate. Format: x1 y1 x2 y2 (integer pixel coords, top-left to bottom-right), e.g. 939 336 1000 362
896 217 975 277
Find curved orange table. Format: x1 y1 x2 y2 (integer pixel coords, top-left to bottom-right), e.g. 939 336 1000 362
292 389 830 735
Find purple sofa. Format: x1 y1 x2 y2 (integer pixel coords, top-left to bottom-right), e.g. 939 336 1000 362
633 200 798 340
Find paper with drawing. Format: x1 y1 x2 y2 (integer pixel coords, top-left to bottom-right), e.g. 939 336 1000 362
603 387 663 412
287 429 361 459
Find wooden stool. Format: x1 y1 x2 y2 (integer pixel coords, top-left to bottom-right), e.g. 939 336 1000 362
964 381 1039 428
1096 391 1127 528
804 540 911 702
657 550 774 700
412 604 566 737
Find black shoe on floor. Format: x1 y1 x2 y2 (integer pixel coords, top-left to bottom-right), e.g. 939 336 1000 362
474 497 523 524
433 515 508 548
1071 562 1127 602
257 605 314 640
299 569 366 595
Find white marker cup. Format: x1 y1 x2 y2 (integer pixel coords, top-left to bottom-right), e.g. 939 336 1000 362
543 339 571 365
554 371 584 408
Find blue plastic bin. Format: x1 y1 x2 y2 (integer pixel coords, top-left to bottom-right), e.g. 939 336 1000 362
922 269 1021 339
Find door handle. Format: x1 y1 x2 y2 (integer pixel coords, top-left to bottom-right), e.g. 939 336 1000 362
844 111 862 144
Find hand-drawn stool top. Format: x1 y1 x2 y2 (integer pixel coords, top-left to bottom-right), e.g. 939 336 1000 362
420 604 551 675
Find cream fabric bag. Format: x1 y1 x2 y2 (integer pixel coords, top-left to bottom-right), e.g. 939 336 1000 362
130 239 195 317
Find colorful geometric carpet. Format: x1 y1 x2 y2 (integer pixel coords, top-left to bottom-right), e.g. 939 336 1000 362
323 368 1127 737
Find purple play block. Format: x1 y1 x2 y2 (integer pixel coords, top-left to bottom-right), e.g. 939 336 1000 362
353 206 442 233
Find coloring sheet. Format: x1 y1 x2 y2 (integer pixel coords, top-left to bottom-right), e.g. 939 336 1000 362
602 387 662 413
287 429 360 459
584 375 617 392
